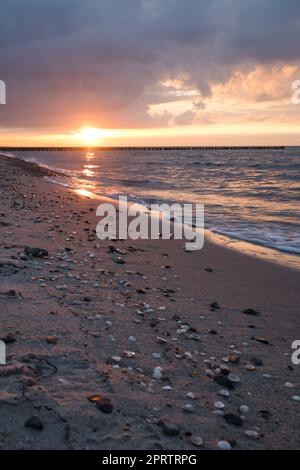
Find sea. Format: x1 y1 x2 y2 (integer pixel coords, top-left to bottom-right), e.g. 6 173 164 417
5 147 300 269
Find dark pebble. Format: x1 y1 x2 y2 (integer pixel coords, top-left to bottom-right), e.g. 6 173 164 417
243 308 260 316
25 416 44 431
213 374 235 390
224 413 243 426
88 394 114 414
24 247 49 258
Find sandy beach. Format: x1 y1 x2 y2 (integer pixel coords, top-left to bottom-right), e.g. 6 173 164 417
0 154 299 450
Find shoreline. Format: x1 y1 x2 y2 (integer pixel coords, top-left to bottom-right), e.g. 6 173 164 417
1 153 299 271
0 153 300 450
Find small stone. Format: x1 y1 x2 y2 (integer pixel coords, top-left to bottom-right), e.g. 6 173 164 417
1 334 16 344
228 354 240 364
152 366 163 380
228 374 240 383
240 405 250 414
244 430 260 439
152 353 161 359
210 302 220 310
292 395 300 402
128 336 136 343
187 435 203 447
245 364 256 371
243 308 259 316
24 247 49 258
182 403 194 413
186 392 196 400
251 357 263 366
214 375 235 390
285 382 294 388
254 337 269 345
159 420 180 436
115 257 125 264
25 416 44 431
88 394 113 413
214 401 225 409
136 287 146 294
218 389 230 397
217 440 231 450
45 336 58 345
224 413 243 426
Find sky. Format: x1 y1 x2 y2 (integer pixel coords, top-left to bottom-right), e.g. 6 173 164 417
0 0 300 146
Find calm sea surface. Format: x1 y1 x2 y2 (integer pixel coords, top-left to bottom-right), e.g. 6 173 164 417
10 147 300 266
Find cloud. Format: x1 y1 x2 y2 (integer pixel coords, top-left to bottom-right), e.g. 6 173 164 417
0 0 300 131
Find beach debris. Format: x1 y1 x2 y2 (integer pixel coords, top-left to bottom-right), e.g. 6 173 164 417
88 394 114 413
217 440 232 450
224 413 243 426
25 416 44 431
243 308 260 316
159 420 180 436
24 247 49 258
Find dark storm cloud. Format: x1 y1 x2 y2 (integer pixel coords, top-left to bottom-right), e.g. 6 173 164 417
1 0 300 129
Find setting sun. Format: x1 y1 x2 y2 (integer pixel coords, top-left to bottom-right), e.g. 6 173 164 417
78 127 102 146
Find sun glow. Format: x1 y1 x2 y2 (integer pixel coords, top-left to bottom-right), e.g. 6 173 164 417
78 127 103 146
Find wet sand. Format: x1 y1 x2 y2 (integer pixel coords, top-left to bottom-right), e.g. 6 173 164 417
0 154 299 450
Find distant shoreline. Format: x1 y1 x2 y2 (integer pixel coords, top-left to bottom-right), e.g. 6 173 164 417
0 145 285 152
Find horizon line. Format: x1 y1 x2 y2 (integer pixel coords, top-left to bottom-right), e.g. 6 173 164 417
0 145 286 151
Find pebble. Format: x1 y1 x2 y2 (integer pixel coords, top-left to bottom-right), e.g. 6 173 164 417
152 367 163 380
186 392 196 400
214 374 235 390
218 389 230 397
159 420 180 436
182 403 194 413
244 430 260 439
240 405 250 414
25 416 44 431
214 401 225 409
285 382 294 388
152 353 161 359
228 354 240 364
292 396 300 402
87 394 113 413
243 308 259 316
224 413 243 426
187 435 203 447
217 440 231 450
245 364 256 371
228 374 240 383
45 336 58 345
128 336 136 343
